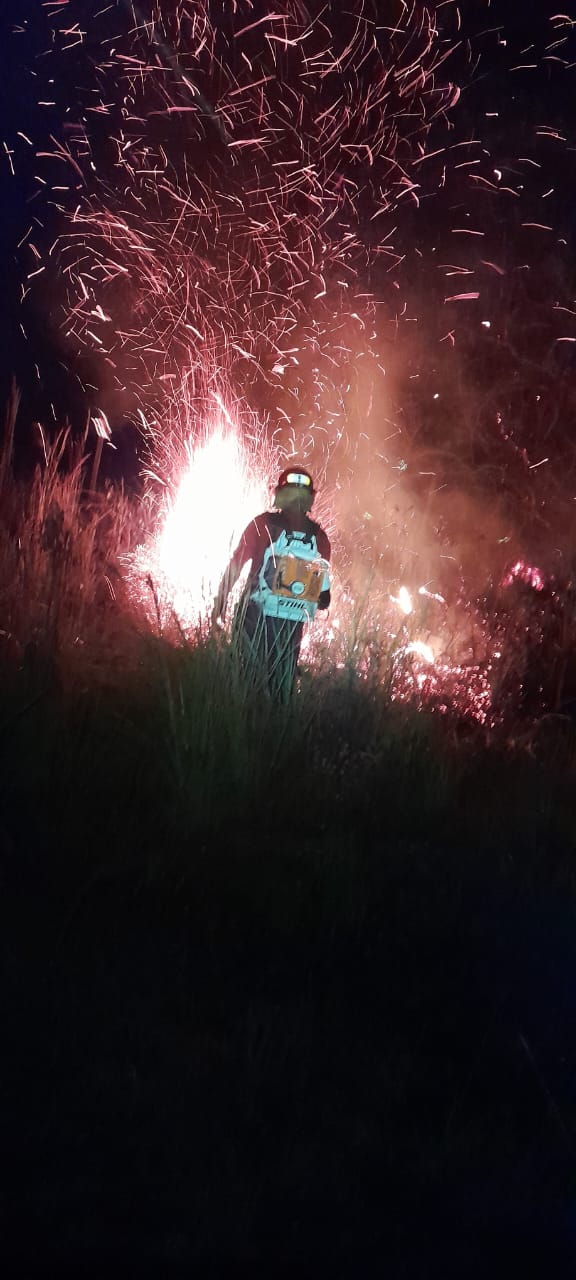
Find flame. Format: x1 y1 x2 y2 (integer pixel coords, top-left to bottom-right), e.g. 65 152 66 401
405 640 435 664
391 585 414 615
126 417 503 729
133 424 271 626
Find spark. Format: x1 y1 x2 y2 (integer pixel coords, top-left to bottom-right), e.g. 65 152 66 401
502 561 545 592
92 411 112 440
9 2 576 726
391 586 414 616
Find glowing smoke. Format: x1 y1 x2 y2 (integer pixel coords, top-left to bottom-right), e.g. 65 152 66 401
8 4 576 722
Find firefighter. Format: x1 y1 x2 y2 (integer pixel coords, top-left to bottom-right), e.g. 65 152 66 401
213 466 331 700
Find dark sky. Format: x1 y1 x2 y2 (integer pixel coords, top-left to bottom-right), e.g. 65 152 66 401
1 0 575 466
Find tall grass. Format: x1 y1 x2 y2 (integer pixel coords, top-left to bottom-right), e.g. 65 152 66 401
4 403 576 1275
0 400 461 871
0 411 146 676
2 390 576 853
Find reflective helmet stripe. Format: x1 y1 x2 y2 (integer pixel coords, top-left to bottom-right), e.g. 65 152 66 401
277 466 314 490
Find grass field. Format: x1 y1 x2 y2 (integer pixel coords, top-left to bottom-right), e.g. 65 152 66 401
2 435 576 1274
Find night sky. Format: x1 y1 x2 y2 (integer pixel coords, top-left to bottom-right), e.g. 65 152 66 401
1 1 576 477
4 21 576 1264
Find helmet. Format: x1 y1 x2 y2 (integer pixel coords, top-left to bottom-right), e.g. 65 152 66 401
276 466 315 494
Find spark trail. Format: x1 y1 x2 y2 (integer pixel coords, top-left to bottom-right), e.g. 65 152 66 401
5 2 576 722
19 1 461 433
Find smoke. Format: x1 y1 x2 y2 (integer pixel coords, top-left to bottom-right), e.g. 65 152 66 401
8 0 576 717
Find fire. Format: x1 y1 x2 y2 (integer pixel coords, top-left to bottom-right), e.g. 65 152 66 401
130 424 271 627
123 400 520 731
391 585 414 616
405 640 435 665
12 2 576 734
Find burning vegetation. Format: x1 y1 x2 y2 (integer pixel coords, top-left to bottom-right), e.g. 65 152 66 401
5 8 576 1271
2 2 576 741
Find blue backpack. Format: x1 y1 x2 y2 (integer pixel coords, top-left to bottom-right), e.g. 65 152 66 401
251 526 330 622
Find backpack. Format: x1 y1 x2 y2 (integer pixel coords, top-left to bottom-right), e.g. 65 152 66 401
251 525 330 622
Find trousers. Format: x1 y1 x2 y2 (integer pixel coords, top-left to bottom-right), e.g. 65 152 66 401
232 599 304 702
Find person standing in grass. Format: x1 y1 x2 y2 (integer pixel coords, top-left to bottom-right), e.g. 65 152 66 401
213 466 331 700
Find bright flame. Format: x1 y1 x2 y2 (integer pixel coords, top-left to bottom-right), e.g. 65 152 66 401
405 640 435 664
137 425 271 626
391 585 414 615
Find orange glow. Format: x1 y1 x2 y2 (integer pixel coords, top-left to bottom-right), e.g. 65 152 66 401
135 424 271 627
405 640 435 664
391 585 414 616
